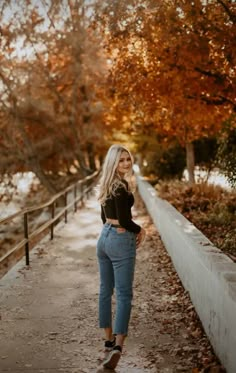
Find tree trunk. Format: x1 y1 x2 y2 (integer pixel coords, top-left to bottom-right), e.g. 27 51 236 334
87 142 96 171
32 162 58 194
186 142 195 183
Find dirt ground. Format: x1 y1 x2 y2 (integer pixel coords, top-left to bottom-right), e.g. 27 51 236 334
0 192 225 373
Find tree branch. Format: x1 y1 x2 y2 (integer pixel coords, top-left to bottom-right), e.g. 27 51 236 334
194 67 226 81
216 0 236 23
186 92 236 111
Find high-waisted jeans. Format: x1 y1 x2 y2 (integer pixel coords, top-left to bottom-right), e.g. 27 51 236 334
96 223 136 336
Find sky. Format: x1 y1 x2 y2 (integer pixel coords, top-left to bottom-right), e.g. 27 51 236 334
1 0 96 59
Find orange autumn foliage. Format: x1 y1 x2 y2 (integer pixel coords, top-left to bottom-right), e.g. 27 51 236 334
96 0 235 180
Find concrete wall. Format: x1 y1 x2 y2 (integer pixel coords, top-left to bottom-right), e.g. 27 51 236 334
137 176 236 373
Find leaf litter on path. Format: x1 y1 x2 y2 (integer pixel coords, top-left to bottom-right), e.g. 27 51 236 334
130 193 226 373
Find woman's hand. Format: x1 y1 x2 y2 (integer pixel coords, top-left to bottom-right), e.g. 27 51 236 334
136 228 146 248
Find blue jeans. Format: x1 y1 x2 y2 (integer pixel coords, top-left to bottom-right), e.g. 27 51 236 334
96 223 136 336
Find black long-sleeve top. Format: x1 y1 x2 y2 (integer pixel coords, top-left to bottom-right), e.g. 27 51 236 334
101 180 141 234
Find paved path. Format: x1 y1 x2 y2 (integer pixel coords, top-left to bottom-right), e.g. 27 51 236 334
0 192 220 373
0 194 156 373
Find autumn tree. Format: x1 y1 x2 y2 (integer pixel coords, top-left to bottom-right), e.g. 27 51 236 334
0 0 110 193
96 0 236 182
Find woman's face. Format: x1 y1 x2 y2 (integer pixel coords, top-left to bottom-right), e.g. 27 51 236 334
117 151 132 176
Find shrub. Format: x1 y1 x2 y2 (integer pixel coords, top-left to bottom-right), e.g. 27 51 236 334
156 180 236 256
217 127 236 188
141 142 186 180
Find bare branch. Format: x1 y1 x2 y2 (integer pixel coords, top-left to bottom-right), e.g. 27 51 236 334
216 0 236 23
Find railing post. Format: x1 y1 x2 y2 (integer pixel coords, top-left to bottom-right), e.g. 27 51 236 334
74 185 77 212
64 192 68 223
24 212 30 266
51 202 55 240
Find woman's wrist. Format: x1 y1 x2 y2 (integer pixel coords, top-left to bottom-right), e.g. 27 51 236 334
136 227 146 247
141 228 146 239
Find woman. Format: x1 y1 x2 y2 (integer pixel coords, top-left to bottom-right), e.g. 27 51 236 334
96 144 146 370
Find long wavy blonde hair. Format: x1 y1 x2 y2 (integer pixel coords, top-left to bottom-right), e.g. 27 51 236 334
98 144 134 205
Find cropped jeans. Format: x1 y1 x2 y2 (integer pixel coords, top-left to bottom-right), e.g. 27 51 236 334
96 223 136 336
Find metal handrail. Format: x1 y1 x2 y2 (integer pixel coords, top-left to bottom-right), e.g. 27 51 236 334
0 170 99 274
0 171 99 225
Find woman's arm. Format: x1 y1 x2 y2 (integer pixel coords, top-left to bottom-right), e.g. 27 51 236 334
101 205 106 224
114 186 141 234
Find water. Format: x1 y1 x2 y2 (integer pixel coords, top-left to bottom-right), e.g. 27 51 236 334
0 172 36 220
183 167 231 189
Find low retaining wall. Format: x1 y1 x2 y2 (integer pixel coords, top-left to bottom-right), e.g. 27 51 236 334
137 176 236 373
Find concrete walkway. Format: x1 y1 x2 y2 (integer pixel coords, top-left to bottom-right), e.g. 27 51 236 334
0 192 221 373
0 195 156 373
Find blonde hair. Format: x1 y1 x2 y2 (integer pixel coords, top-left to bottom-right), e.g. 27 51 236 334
98 144 134 204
